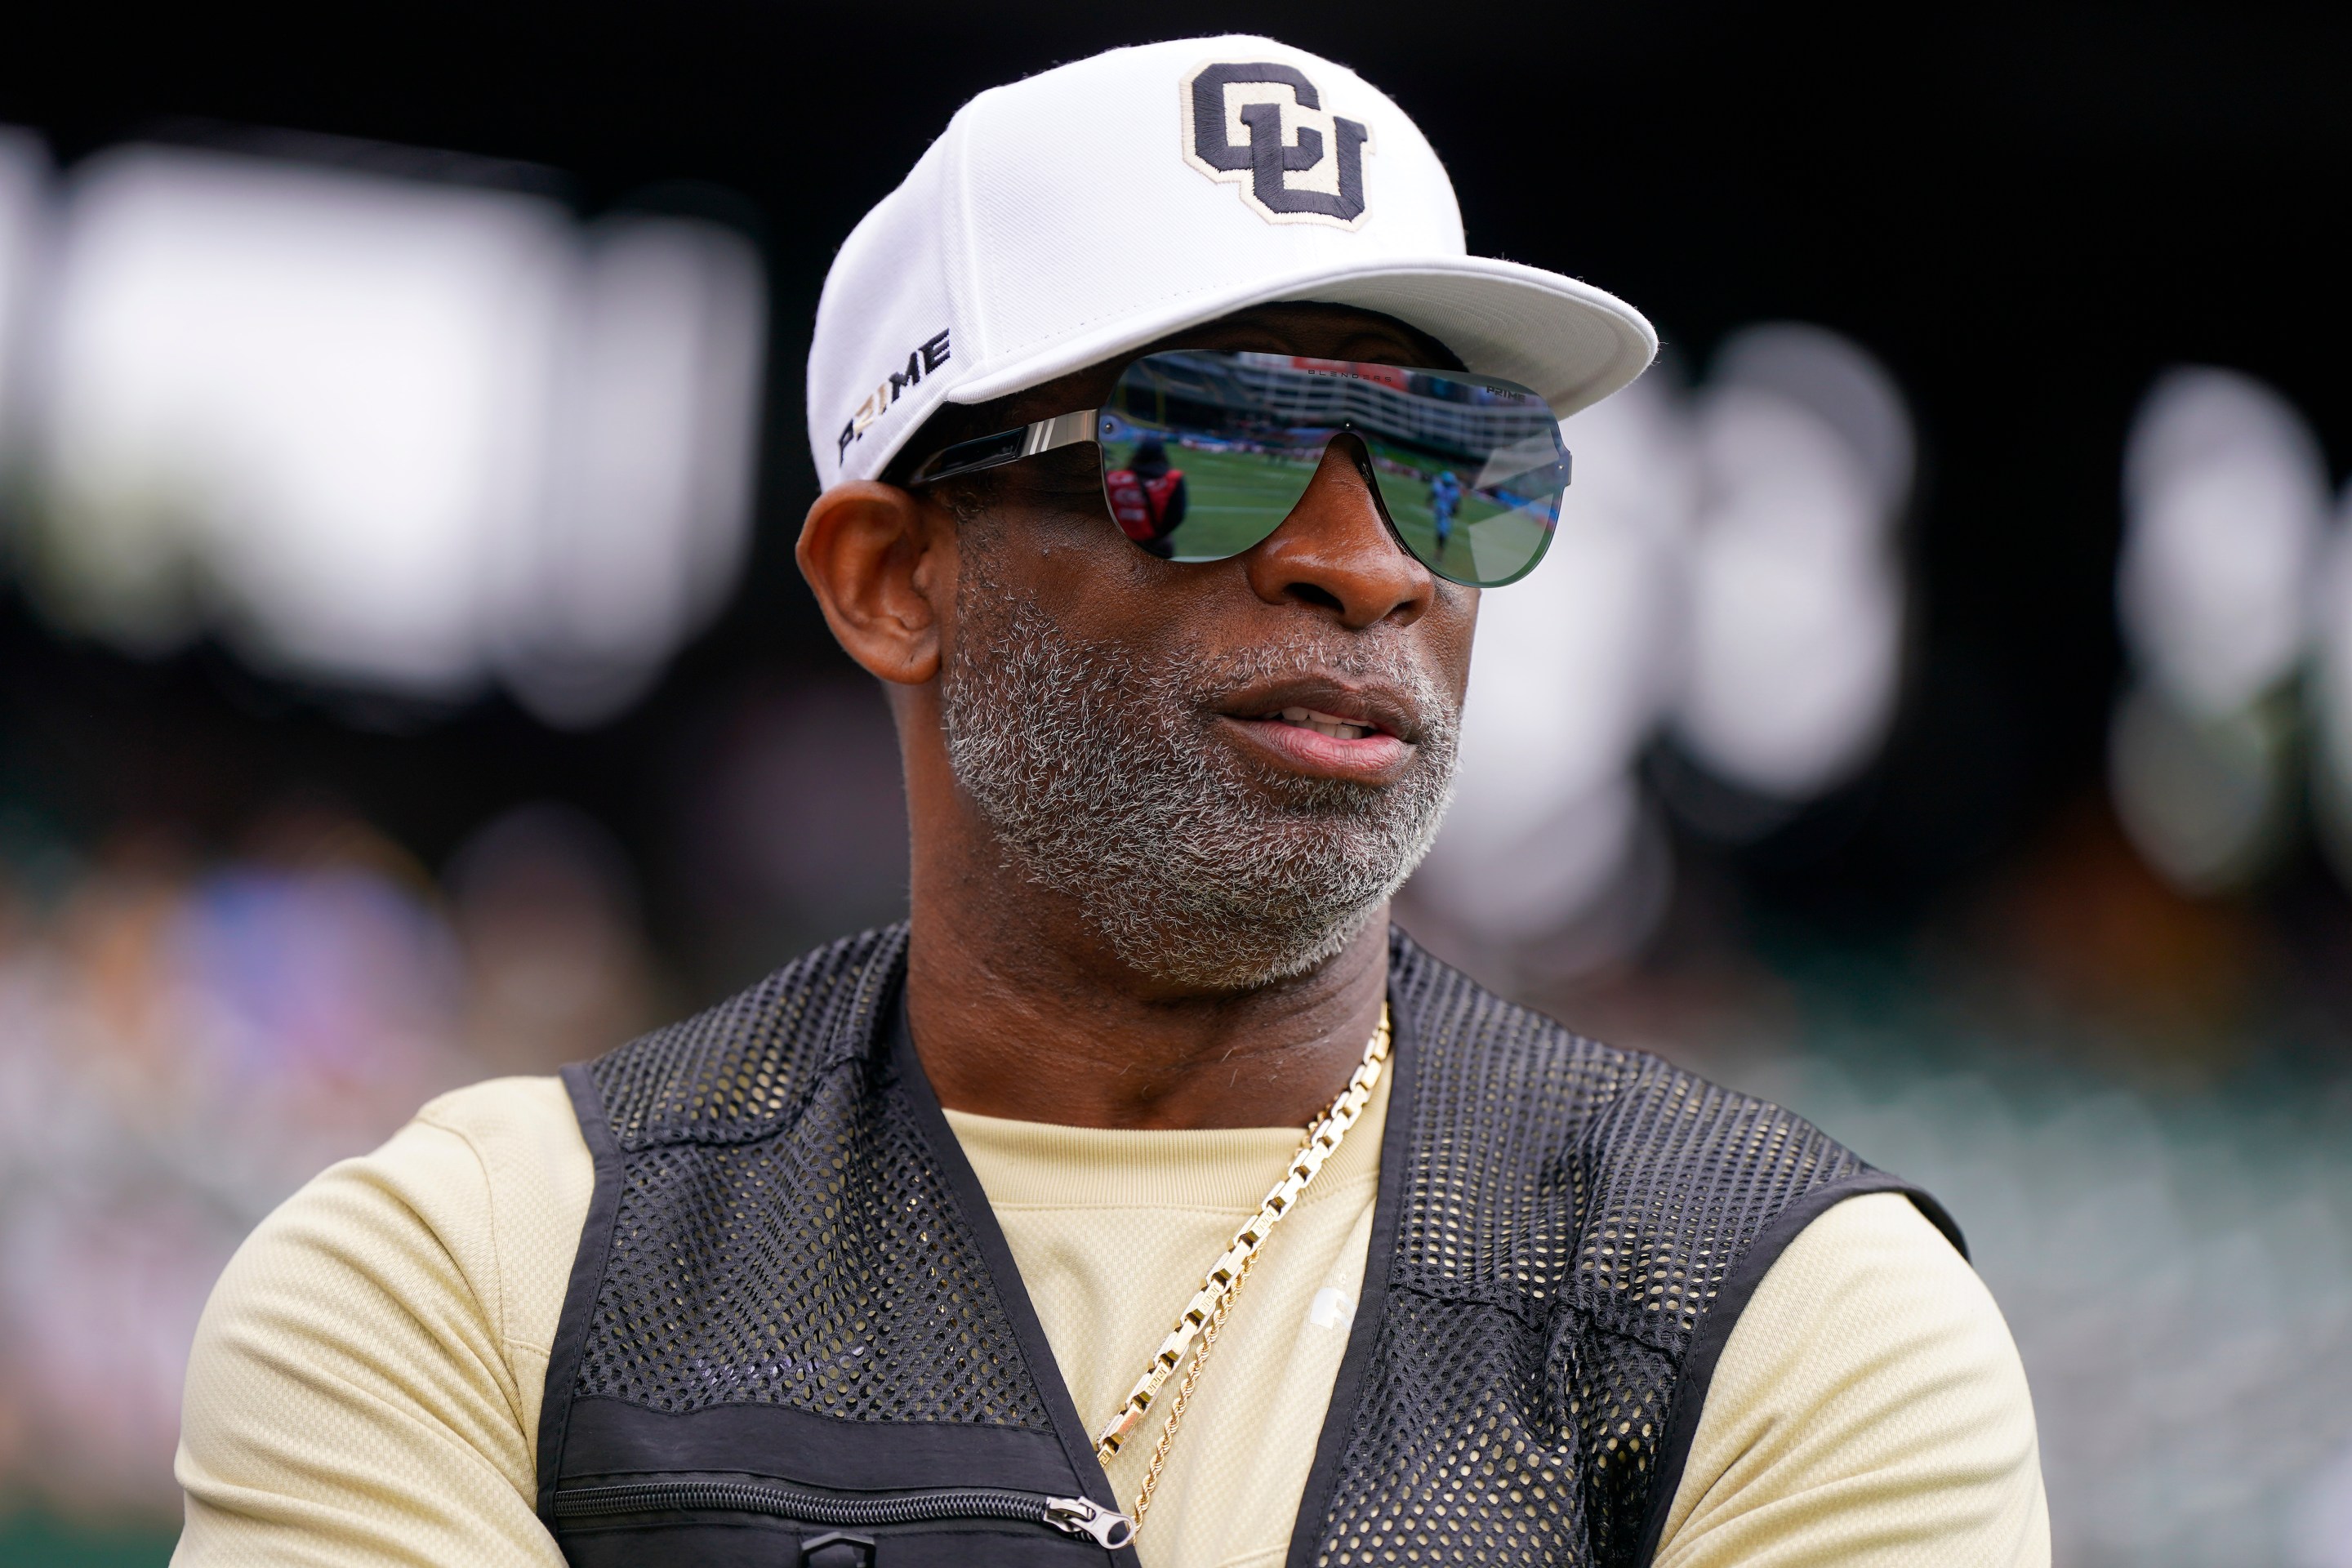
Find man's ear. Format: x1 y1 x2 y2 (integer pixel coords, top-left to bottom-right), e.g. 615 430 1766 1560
796 481 957 685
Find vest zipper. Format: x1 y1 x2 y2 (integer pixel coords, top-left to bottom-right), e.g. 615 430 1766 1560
551 1478 1135 1551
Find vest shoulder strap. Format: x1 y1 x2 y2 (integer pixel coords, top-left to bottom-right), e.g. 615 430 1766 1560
1299 933 1962 1566
592 923 907 1150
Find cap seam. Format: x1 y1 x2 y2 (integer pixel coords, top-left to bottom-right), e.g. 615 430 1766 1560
943 100 989 383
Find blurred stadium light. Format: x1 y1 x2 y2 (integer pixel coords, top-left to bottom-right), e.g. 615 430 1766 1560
1675 325 1910 799
494 214 766 724
2110 368 2333 894
3 140 764 726
0 129 45 457
2119 369 2329 719
1409 324 1913 973
2311 491 2352 889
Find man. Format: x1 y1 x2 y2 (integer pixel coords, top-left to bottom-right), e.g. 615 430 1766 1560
1429 467 1462 555
174 36 2047 1568
1104 434 1188 555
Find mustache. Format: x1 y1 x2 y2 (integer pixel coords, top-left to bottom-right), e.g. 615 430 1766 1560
1169 632 1455 721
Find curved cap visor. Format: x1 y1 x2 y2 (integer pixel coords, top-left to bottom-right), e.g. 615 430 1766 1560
951 253 1656 428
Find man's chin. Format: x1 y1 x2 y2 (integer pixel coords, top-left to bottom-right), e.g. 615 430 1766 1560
1087 894 1386 994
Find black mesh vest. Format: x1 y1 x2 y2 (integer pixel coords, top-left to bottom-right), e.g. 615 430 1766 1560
536 924 1959 1568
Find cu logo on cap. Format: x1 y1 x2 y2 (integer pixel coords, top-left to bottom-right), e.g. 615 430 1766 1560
1181 61 1371 229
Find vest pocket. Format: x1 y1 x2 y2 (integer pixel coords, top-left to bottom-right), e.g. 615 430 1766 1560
552 1477 1134 1553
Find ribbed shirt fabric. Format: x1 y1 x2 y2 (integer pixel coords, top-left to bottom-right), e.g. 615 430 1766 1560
173 1073 2047 1567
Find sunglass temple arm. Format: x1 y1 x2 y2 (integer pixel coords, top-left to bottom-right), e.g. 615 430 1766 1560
906 409 1096 487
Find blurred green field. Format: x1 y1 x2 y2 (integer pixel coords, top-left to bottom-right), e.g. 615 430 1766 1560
0 1514 174 1567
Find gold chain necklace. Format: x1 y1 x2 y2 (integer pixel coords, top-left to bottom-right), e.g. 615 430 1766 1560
1093 1006 1392 1530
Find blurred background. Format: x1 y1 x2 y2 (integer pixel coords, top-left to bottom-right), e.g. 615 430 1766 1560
2 4 2350 1563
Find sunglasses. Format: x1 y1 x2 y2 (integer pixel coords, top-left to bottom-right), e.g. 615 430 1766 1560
906 350 1571 587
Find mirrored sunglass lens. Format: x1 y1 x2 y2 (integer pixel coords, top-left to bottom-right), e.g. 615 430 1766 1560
1374 421 1567 587
1099 351 1566 586
1100 354 1325 563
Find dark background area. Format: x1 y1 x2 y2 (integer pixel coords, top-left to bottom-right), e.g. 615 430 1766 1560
8 0 2348 980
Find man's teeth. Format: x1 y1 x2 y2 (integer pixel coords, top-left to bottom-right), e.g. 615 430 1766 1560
1278 706 1374 741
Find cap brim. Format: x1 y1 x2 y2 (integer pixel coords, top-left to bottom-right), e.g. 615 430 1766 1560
950 253 1657 421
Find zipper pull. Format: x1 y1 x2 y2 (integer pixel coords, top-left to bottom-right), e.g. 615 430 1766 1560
1045 1495 1136 1551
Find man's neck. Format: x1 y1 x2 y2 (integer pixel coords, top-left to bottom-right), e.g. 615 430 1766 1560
902 868 1391 1132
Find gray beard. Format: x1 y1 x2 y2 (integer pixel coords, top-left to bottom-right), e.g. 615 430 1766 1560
938 561 1459 991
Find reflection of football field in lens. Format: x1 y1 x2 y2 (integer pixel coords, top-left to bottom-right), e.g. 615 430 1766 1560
1370 439 1548 583
1162 445 1325 559
1157 439 1551 581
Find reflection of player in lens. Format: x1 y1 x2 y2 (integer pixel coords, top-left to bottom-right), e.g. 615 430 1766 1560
1105 435 1190 558
1429 469 1462 555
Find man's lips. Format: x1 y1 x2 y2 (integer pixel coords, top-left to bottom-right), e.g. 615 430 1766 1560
1269 704 1385 741
1227 714 1413 777
1215 679 1421 782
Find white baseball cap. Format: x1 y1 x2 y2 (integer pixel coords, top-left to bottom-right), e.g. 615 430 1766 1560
807 34 1657 489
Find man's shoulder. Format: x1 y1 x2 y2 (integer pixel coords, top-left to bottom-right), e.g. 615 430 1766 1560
1657 1191 2046 1566
1388 926 1957 1318
582 922 910 1148
414 1072 581 1148
1391 924 1811 1154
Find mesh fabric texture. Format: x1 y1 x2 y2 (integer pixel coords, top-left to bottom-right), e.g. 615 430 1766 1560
1300 944 1881 1566
579 924 1052 1430
555 924 1911 1566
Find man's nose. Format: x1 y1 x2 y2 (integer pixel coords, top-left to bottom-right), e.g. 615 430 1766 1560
1243 437 1436 628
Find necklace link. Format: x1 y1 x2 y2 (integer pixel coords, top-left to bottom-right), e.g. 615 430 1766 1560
1094 1006 1392 1520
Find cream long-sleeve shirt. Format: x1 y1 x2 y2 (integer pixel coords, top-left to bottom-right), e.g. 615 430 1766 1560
174 1074 2047 1567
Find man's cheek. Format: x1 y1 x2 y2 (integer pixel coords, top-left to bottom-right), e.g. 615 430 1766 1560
1434 598 1480 702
